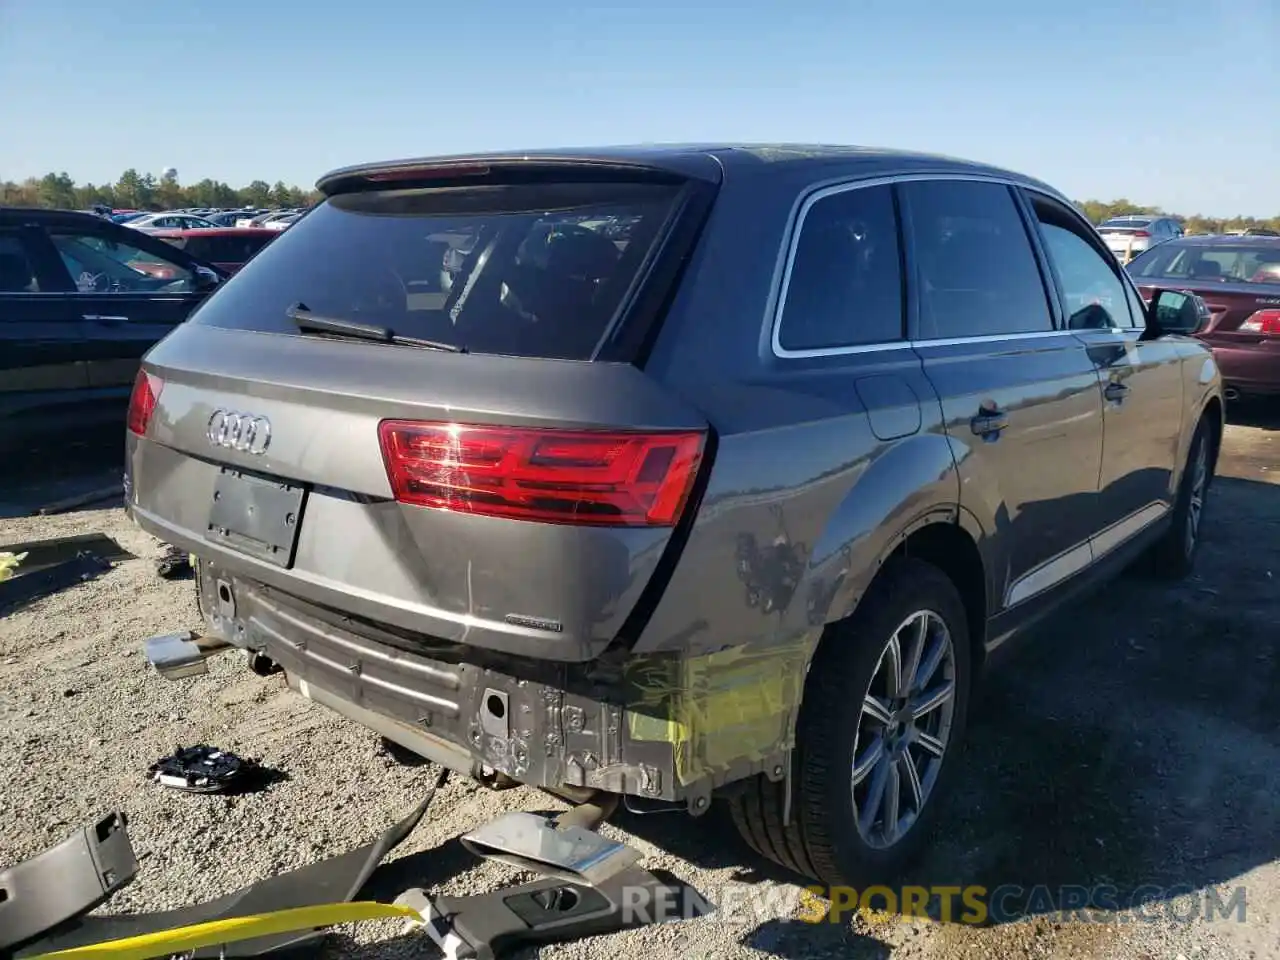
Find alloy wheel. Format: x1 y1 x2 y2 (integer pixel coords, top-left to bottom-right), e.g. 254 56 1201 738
851 610 957 849
1186 438 1208 557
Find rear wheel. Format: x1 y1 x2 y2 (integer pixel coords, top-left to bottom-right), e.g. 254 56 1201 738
728 557 971 886
1150 418 1213 580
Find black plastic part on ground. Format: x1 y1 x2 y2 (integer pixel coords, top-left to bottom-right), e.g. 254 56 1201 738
155 544 193 580
0 812 139 956
148 745 266 794
11 770 449 959
411 867 714 960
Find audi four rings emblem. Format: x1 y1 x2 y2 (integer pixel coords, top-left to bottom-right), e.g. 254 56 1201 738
207 410 272 455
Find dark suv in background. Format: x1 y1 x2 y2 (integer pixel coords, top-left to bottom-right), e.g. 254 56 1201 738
1 208 226 456
125 145 1222 885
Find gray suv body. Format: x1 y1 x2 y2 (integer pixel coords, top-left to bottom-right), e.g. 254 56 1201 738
125 144 1224 884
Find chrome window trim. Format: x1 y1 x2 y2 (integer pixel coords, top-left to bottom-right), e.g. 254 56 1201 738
770 172 1125 360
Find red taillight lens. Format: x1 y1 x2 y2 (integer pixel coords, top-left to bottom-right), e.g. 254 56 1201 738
126 369 164 436
1133 230 1151 238
378 421 706 527
1240 309 1280 335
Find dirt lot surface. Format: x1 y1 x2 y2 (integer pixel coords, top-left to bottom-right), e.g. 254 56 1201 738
1 412 1277 960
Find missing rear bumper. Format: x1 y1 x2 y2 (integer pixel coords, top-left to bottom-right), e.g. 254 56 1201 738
195 561 810 808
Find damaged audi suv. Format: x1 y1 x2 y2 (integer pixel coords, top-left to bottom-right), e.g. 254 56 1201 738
125 145 1224 885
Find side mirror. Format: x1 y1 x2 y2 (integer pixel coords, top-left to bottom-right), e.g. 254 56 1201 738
1146 288 1209 336
194 265 222 292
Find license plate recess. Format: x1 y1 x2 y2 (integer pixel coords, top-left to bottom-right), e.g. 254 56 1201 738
207 468 306 567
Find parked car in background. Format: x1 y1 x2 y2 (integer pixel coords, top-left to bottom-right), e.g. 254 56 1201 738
0 207 227 455
124 145 1223 886
147 227 279 274
263 211 302 230
207 210 263 227
1225 227 1280 238
127 212 219 231
234 209 301 229
1127 234 1280 400
1098 215 1183 264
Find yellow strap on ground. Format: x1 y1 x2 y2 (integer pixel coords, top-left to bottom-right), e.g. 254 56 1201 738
25 901 423 960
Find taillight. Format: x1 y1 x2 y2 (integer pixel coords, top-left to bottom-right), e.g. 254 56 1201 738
126 369 164 436
378 421 705 527
1240 309 1280 335
1133 230 1151 238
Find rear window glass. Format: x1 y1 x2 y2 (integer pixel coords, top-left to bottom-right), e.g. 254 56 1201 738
183 233 275 264
1128 243 1280 283
192 181 681 360
1100 218 1150 231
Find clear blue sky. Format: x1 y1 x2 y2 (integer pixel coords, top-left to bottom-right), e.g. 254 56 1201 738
1 0 1275 216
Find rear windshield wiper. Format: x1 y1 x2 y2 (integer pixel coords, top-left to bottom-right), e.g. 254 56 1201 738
287 303 466 353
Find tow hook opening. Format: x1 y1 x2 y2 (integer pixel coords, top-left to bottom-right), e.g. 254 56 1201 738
246 650 281 677
479 687 510 739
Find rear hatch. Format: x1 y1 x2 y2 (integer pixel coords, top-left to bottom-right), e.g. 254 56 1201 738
127 159 719 662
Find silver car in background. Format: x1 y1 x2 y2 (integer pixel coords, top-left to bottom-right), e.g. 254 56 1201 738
1098 214 1183 264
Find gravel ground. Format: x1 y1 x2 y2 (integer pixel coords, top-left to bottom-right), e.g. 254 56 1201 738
1 412 1277 960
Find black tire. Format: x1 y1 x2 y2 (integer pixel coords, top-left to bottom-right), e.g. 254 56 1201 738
728 557 972 887
1149 417 1213 580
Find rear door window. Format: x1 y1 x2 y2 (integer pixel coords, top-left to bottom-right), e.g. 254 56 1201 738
776 183 903 352
192 181 683 360
902 180 1053 339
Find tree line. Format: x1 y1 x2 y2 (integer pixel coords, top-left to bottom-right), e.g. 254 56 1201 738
2 170 1278 233
1071 199 1278 236
0 170 321 211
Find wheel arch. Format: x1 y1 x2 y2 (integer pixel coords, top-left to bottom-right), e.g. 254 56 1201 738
810 515 991 680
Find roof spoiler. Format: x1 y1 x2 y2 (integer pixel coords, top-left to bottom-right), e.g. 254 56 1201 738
316 154 721 196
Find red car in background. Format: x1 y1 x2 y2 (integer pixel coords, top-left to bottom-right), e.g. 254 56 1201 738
1127 234 1280 401
130 228 279 278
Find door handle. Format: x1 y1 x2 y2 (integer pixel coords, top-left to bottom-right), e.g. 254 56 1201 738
970 408 1009 437
83 314 129 326
1104 381 1129 402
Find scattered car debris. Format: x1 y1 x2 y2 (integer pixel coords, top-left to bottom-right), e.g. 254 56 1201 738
0 553 112 614
0 533 132 613
398 867 712 960
0 550 27 581
148 745 279 795
5 769 708 960
155 543 193 580
0 533 134 565
0 812 138 957
7 777 446 959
